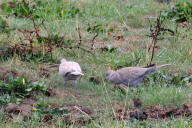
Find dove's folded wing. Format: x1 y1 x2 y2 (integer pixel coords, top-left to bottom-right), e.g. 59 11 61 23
117 67 149 86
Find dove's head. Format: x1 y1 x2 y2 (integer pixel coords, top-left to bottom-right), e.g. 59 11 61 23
60 58 67 63
105 70 115 80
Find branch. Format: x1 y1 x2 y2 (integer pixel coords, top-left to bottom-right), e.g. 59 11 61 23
91 33 98 50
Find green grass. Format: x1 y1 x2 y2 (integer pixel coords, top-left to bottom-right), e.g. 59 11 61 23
0 0 192 127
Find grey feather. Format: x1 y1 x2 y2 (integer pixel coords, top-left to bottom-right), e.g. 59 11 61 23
105 64 170 87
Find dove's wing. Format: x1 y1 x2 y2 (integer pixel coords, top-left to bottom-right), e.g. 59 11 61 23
59 61 83 79
116 67 150 86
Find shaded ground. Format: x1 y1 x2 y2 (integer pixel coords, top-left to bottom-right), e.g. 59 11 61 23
115 103 192 121
5 98 38 115
2 85 94 125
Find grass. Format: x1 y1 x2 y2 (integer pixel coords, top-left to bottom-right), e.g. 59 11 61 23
0 0 192 127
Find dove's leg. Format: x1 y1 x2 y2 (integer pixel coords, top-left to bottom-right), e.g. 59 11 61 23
74 79 78 88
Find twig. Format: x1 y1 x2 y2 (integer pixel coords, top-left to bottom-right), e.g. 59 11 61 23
30 16 40 38
61 46 94 55
73 106 92 119
77 24 82 46
91 33 98 50
41 19 49 35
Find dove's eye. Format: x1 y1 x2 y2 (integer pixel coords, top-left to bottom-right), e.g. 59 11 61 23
105 72 110 79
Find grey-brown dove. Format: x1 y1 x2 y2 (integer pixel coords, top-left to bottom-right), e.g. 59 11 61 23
59 58 84 87
105 64 170 87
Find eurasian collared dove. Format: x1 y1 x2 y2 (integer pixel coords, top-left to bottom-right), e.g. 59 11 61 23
59 58 84 87
105 64 170 87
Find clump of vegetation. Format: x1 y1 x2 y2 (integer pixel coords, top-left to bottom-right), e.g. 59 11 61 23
0 44 58 63
32 101 69 115
162 1 192 23
0 0 61 63
149 72 192 86
0 75 47 105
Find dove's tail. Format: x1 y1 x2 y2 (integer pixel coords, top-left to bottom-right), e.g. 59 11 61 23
146 64 171 74
156 64 171 69
70 72 84 76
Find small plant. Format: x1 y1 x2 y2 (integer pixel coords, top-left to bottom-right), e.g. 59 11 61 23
148 72 192 87
1 0 39 18
60 6 82 18
101 44 118 53
0 44 58 63
0 75 47 105
162 1 192 23
0 1 60 63
147 13 174 65
0 16 13 33
87 24 107 34
32 101 69 115
0 16 7 31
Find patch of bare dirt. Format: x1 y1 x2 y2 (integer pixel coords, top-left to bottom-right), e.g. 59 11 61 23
63 105 93 125
44 87 86 98
45 87 57 97
179 21 190 29
84 32 145 52
115 103 192 121
108 32 124 41
51 87 96 98
0 67 33 81
47 87 69 97
39 68 50 78
4 87 56 116
40 114 53 122
143 43 161 50
142 13 158 19
124 35 144 42
5 98 38 115
0 67 18 81
68 105 92 115
187 71 192 76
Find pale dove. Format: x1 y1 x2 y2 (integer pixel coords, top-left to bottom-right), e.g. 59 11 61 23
59 58 84 87
105 64 170 87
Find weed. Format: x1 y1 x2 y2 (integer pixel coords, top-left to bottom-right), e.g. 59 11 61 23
0 75 47 105
162 1 192 23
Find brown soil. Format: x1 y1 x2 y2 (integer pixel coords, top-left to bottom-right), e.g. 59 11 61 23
50 87 95 98
63 105 93 125
5 98 38 115
0 67 33 81
179 21 190 29
4 93 93 125
115 103 192 121
108 32 125 41
39 68 50 78
0 67 18 81
133 98 142 108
